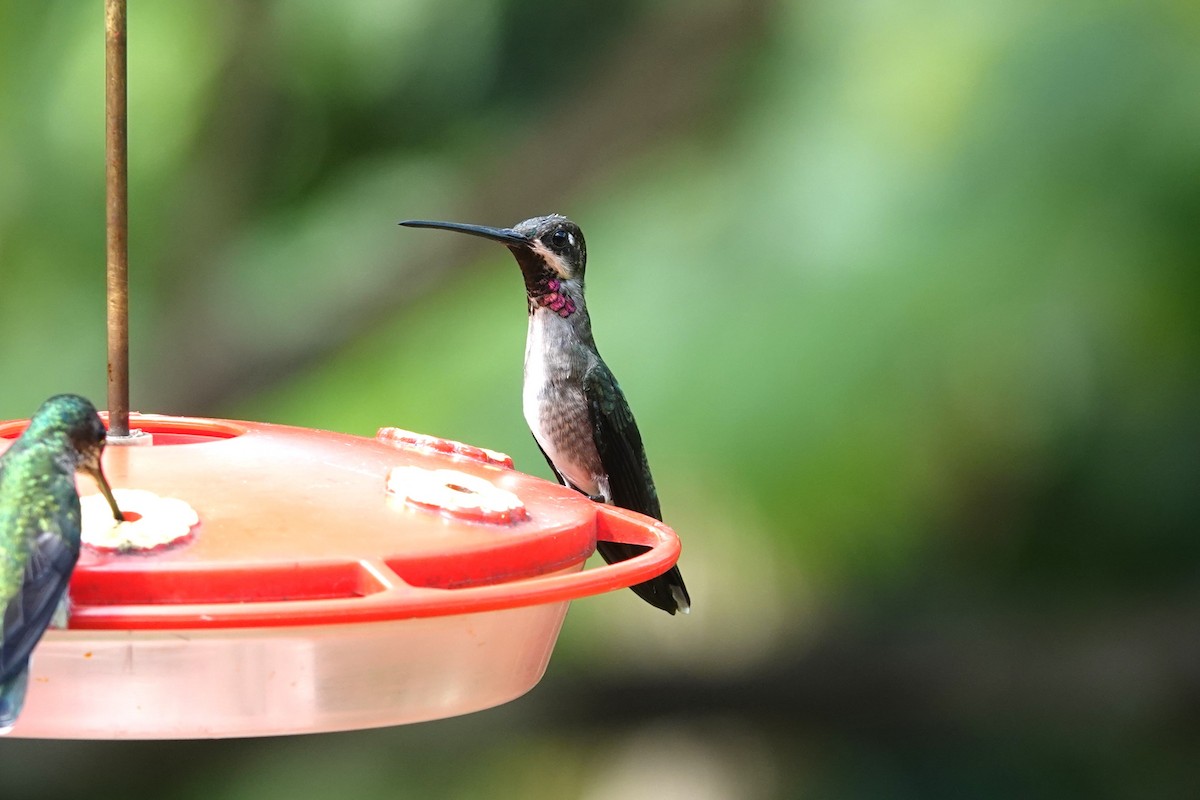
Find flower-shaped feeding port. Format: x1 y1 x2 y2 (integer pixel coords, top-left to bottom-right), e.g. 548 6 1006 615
0 413 681 739
81 489 198 552
386 466 529 524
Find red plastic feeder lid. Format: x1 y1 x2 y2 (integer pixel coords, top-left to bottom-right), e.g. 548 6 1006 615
0 414 682 739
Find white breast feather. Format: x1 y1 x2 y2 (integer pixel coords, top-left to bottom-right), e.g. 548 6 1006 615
523 310 600 496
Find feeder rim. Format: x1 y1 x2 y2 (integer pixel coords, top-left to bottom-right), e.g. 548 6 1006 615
65 504 679 630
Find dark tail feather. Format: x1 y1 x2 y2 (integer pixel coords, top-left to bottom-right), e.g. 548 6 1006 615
596 541 691 615
0 662 30 734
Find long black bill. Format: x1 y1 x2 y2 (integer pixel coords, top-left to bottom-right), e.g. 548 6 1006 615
89 463 125 522
399 219 529 247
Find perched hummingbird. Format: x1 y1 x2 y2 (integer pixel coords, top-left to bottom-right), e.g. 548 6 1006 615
400 215 690 614
0 394 123 731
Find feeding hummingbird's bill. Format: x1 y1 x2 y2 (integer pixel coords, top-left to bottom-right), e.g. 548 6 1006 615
400 215 690 615
0 394 123 732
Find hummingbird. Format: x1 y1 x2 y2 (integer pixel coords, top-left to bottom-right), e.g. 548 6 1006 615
0 394 123 732
400 215 690 615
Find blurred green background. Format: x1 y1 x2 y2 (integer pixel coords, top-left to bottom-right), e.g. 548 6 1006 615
1 0 1198 797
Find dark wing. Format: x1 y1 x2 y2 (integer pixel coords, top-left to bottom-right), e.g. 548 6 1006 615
1 509 80 685
532 436 568 487
584 363 690 614
584 361 661 520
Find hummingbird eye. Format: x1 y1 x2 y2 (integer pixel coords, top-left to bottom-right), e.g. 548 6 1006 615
550 228 570 249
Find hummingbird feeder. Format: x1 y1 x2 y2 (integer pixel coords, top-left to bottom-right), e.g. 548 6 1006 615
0 1 683 739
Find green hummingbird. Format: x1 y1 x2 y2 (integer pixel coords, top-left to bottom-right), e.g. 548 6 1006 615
0 394 123 732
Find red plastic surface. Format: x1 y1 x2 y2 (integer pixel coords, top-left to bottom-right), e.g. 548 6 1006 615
376 426 516 469
0 414 681 630
0 413 683 738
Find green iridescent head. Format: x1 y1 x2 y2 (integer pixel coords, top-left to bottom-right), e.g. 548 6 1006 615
23 394 123 521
